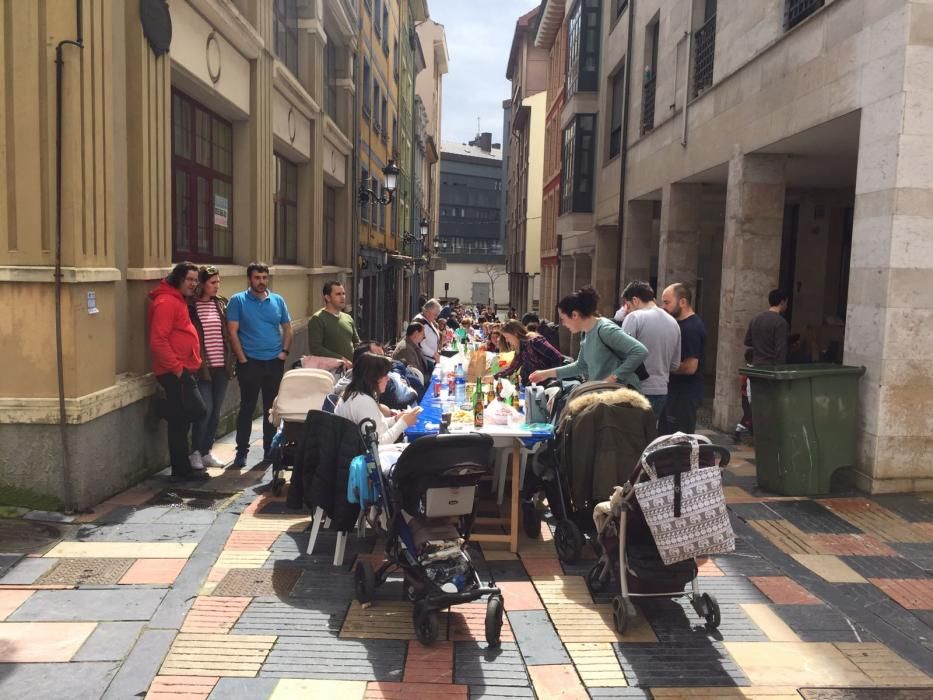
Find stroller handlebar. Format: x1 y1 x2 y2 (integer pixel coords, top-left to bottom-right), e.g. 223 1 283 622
643 443 731 468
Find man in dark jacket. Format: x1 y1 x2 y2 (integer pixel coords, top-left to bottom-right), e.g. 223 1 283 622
745 289 789 365
148 262 209 481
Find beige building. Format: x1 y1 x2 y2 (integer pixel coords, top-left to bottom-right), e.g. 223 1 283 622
0 0 359 509
531 0 933 493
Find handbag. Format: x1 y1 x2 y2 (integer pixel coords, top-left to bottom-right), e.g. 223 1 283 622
633 433 734 565
596 325 650 381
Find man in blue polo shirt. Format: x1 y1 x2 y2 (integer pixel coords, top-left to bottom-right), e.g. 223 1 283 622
227 262 293 468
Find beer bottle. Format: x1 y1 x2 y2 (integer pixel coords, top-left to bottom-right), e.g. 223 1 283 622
495 378 503 400
486 381 495 405
473 380 484 428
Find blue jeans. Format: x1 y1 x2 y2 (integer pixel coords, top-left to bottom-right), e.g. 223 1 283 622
191 369 229 455
646 394 667 419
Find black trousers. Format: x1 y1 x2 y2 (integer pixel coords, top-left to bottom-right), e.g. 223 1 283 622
659 391 703 436
157 372 193 475
235 357 285 455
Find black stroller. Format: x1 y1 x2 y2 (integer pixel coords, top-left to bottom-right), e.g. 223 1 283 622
352 420 504 647
586 436 731 633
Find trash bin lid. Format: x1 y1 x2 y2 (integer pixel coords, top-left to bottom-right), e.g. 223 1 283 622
739 363 866 380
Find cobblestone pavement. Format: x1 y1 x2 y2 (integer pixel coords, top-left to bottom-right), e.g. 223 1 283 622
2 425 933 699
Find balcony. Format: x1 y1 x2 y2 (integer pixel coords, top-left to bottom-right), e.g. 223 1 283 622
784 0 825 31
693 13 716 97
641 74 656 135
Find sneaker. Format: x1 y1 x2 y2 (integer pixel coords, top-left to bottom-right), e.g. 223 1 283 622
201 452 225 468
189 451 205 470
169 470 211 482
232 452 248 469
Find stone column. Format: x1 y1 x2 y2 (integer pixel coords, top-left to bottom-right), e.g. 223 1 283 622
844 1 933 492
594 224 620 317
620 199 654 285
658 183 702 292
713 149 786 430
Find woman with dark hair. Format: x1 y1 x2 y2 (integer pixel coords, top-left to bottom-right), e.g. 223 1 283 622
529 287 648 389
335 353 421 443
493 320 563 384
188 266 235 469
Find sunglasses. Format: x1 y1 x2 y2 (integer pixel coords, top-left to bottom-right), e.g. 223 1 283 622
201 265 218 275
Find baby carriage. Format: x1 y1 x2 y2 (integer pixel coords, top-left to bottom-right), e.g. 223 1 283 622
586 434 732 633
352 420 504 647
525 381 654 564
268 368 337 495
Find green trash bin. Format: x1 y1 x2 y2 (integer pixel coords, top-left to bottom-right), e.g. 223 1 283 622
739 364 865 496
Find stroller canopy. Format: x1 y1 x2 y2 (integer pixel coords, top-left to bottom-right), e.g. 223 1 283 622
270 368 335 423
394 434 495 483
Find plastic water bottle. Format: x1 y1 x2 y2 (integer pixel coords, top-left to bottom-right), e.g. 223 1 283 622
432 368 441 398
518 384 526 417
455 363 466 404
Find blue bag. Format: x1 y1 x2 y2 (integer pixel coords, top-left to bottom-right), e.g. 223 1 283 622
347 455 375 505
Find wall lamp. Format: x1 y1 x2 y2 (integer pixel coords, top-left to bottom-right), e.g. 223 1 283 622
358 159 400 206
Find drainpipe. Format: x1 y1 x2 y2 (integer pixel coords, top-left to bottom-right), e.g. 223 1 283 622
681 1 695 147
54 0 84 513
613 0 636 302
350 29 361 323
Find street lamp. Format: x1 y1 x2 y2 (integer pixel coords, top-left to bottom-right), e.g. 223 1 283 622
358 159 400 206
419 217 429 240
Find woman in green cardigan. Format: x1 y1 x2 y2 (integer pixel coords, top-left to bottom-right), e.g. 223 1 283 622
529 287 648 391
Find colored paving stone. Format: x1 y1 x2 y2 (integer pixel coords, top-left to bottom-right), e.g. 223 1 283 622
181 596 251 633
841 555 931 579
790 554 867 583
681 575 768 605
723 641 870 686
215 550 271 569
232 598 346 637
638 597 768 644
44 542 198 559
450 601 515 643
739 604 800 642
341 600 447 641
72 621 145 662
508 610 571 665
891 543 933 573
483 559 531 582
35 557 135 585
0 590 32 620
520 557 563 577
225 531 281 550
749 577 822 605
833 642 933 686
404 640 454 683
146 675 219 700
75 522 211 542
268 678 367 698
7 588 165 622
728 503 783 521
808 534 898 557
649 689 802 699
697 557 725 576
0 556 58 584
770 604 870 643
763 501 863 534
454 641 530 688
208 677 279 698
119 558 187 585
564 642 627 687
0 660 121 698
799 690 933 700
232 515 310 532
527 664 589 699
870 494 933 523
496 581 544 610
724 486 761 504
869 578 933 610
260 636 406 680
365 681 468 699
613 641 748 687
211 567 302 597
159 632 276 677
748 520 822 555
816 499 933 544
0 621 96 662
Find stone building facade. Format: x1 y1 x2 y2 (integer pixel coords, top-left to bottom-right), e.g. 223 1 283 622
529 0 933 492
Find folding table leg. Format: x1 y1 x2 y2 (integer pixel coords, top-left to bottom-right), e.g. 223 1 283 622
306 506 325 555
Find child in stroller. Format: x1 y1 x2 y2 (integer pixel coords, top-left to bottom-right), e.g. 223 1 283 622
586 433 732 634
352 419 504 647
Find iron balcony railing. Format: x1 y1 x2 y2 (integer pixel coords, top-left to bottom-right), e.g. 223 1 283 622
641 74 656 135
693 13 716 97
784 0 825 31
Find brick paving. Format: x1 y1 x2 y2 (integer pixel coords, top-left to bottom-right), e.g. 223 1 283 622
1 429 933 698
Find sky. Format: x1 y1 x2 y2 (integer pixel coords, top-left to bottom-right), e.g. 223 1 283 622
428 0 540 145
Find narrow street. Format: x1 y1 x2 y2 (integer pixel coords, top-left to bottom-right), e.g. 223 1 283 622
1 420 932 698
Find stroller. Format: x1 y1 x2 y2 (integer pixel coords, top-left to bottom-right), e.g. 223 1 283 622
525 381 650 563
586 434 731 633
352 420 504 647
268 369 337 495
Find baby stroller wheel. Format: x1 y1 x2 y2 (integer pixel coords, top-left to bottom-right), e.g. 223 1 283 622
554 520 584 563
521 499 541 539
611 595 628 634
585 563 607 593
402 579 423 603
354 561 376 604
702 592 721 629
413 605 439 645
485 595 504 648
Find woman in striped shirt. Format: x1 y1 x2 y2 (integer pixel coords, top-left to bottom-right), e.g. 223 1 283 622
188 266 235 470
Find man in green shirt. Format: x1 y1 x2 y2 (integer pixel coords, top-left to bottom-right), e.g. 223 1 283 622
307 281 359 365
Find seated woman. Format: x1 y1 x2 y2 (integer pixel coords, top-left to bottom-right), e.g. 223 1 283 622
486 326 503 353
493 320 564 384
335 353 421 443
529 287 648 390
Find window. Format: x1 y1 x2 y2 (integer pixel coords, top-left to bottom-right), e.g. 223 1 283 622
361 167 369 222
616 0 628 15
172 90 233 261
274 154 298 264
566 0 601 98
324 41 339 121
374 83 382 132
363 60 371 118
379 186 386 231
382 6 390 55
392 115 398 154
273 0 298 76
374 0 382 38
641 19 659 135
324 185 337 265
784 0 824 31
560 114 596 214
371 176 379 225
693 1 716 97
381 97 388 142
393 39 399 81
608 64 625 158
390 199 397 235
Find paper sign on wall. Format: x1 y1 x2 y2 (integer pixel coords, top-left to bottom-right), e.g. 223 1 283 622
87 291 99 315
214 195 229 227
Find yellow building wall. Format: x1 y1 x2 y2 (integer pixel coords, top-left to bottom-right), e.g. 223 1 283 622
523 91 547 278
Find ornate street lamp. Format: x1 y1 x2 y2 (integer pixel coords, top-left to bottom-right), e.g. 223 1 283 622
358 159 400 206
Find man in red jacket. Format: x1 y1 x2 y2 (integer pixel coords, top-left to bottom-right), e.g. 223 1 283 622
148 262 209 480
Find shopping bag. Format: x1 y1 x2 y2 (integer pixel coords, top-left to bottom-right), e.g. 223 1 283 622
633 433 734 565
466 348 487 382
